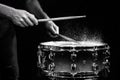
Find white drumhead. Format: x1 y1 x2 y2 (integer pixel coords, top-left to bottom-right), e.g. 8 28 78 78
40 41 105 47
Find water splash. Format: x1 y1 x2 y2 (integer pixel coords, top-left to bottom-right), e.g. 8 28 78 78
63 26 103 43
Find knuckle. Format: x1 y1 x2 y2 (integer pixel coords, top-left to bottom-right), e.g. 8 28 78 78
22 15 27 18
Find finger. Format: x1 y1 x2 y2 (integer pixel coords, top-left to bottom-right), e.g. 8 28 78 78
20 23 26 28
22 15 34 26
50 22 59 34
17 22 25 28
19 18 29 27
13 20 25 27
27 14 38 25
50 25 57 34
47 22 55 33
56 27 59 34
53 25 59 34
46 24 55 34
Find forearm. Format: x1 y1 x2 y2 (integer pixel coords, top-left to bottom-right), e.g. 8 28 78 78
0 3 15 19
26 0 49 19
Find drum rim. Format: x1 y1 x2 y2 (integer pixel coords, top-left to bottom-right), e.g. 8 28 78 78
39 41 109 51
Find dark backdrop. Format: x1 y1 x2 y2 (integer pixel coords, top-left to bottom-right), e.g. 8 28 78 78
15 1 117 80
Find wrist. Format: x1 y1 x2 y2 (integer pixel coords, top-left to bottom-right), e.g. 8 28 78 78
5 7 16 20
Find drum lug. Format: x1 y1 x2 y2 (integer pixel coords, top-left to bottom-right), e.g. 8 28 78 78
105 50 110 59
92 63 99 73
48 62 55 71
71 63 77 71
92 52 98 61
103 59 110 72
71 52 77 62
40 57 46 69
49 52 55 61
37 48 46 68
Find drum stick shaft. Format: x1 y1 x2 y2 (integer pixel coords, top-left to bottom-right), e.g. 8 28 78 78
38 15 86 22
57 34 76 41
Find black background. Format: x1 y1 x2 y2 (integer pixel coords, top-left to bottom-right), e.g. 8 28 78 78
14 0 118 80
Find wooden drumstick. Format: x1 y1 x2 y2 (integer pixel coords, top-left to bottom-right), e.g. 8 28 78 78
38 15 86 22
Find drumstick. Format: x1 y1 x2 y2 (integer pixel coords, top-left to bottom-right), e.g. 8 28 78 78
38 15 86 22
57 34 76 41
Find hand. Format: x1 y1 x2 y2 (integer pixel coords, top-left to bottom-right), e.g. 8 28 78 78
9 9 38 27
46 21 59 36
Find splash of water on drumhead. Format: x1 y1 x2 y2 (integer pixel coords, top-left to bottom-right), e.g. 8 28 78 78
61 22 103 44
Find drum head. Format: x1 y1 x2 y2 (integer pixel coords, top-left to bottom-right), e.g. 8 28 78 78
39 41 109 51
40 41 106 46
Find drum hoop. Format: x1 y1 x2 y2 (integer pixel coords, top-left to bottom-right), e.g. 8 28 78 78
39 43 109 52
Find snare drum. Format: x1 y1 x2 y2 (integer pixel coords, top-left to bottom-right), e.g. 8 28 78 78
37 41 110 79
